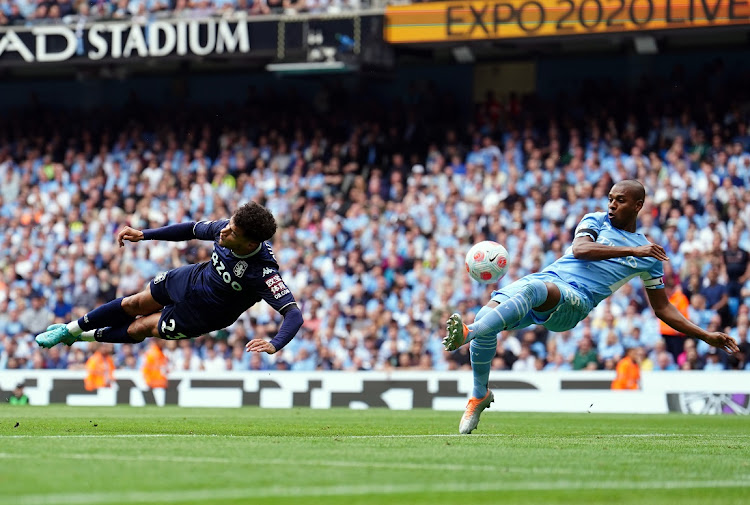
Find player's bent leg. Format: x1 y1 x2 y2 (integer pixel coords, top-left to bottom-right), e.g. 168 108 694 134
126 313 162 341
85 313 160 344
121 289 165 318
468 278 549 338
536 282 561 311
538 282 593 333
459 390 494 435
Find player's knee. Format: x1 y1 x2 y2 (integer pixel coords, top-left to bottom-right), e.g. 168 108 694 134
121 295 141 316
126 319 151 342
526 279 549 305
542 282 562 307
122 291 159 316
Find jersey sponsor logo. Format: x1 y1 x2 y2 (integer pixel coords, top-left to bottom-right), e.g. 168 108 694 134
212 251 243 291
234 261 248 278
262 267 275 277
153 272 167 284
265 273 290 299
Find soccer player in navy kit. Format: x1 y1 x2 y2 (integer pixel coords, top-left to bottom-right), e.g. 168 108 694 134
36 202 303 355
444 180 739 434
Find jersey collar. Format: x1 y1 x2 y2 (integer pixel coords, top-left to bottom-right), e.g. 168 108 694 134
231 243 263 258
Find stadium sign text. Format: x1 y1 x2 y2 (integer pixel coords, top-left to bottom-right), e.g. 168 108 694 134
384 0 750 43
0 19 250 63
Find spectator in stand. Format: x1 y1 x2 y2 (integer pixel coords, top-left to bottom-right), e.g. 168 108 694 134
611 347 640 390
142 340 169 390
20 292 54 336
703 348 725 371
660 280 690 361
724 233 750 322
572 337 599 371
84 343 115 391
700 266 730 328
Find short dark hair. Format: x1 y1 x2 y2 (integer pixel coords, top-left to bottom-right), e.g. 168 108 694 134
617 179 646 202
233 201 277 243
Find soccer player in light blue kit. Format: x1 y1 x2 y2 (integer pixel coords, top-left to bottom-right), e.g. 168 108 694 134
444 180 739 434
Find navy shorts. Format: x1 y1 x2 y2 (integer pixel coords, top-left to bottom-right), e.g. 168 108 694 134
149 265 225 340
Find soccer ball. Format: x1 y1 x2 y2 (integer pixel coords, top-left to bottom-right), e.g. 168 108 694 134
465 241 510 284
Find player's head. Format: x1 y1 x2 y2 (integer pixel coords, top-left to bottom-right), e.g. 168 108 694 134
607 180 645 230
220 201 277 251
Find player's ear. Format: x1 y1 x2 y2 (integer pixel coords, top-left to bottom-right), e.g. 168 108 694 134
635 199 644 212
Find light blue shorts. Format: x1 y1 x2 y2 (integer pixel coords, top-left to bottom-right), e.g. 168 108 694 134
490 271 594 332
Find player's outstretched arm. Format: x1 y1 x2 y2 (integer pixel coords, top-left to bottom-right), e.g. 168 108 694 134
572 236 669 262
118 222 198 247
646 288 739 354
246 304 304 355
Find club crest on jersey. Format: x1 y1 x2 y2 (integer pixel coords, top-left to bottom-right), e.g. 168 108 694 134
234 261 248 277
153 272 167 284
262 267 275 277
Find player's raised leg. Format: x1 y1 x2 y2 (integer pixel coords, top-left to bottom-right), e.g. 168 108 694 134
443 279 558 351
35 288 163 348
448 279 561 434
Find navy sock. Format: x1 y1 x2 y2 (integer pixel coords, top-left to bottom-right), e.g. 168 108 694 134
95 325 139 344
79 297 133 331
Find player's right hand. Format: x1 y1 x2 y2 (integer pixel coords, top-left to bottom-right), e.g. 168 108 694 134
117 226 144 247
702 332 740 354
632 243 669 262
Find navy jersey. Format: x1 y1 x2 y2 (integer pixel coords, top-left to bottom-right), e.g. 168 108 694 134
190 219 297 323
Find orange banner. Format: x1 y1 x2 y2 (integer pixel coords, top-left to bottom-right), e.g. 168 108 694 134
385 0 750 43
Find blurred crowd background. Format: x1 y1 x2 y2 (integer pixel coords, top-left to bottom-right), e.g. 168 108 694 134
1 59 750 376
0 0 365 25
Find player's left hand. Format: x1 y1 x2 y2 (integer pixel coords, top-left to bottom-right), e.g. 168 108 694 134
246 339 277 354
702 332 740 354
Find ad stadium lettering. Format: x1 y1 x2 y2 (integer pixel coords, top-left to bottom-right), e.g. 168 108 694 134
445 0 750 37
0 19 250 63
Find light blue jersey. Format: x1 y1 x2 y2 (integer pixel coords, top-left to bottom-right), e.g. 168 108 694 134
546 212 665 307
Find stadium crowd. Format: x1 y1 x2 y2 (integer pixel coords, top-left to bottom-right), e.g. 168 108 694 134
0 0 361 24
1 62 750 377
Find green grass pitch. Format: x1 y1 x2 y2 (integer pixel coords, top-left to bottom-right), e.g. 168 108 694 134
1 406 749 505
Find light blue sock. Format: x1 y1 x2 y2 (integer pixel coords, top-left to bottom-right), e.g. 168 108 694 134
468 279 548 337
470 333 497 399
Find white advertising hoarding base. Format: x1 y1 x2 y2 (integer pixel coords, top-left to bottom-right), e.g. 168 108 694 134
1 371 749 414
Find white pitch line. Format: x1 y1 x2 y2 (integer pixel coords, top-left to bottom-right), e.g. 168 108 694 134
0 452 576 475
1 432 748 439
6 479 750 505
